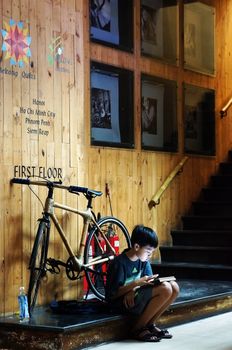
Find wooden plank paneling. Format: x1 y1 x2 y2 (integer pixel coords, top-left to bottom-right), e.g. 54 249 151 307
1 0 232 315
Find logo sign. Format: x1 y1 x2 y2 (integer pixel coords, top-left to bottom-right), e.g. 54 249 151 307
48 34 73 73
48 35 63 65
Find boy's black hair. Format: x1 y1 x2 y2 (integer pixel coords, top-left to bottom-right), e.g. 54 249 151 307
131 225 158 248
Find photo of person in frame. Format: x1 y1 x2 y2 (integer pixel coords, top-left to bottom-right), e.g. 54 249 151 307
142 96 157 135
91 88 112 129
185 105 198 139
90 0 111 32
141 5 158 46
185 23 196 58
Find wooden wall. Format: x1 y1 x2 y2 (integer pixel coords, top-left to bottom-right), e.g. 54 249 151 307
0 0 231 315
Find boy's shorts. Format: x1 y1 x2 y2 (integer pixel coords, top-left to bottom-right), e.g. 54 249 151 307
111 285 153 315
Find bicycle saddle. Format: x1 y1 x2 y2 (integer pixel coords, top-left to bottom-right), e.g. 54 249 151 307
69 186 102 197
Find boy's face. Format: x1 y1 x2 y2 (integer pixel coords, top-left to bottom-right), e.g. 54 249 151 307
135 244 155 262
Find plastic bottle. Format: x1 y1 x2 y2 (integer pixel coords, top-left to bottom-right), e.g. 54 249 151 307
18 286 30 320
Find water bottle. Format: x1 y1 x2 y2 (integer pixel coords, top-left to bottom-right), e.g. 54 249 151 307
18 286 30 320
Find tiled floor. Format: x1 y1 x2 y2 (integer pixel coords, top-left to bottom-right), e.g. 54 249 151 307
87 311 232 350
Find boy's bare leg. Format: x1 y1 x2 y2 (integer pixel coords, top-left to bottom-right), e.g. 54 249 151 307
147 281 179 327
133 282 179 332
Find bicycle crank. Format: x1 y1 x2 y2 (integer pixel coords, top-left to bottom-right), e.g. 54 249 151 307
65 257 82 280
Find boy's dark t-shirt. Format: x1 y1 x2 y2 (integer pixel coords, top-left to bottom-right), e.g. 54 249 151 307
105 250 153 301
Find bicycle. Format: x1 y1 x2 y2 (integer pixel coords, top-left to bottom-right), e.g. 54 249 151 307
11 177 131 315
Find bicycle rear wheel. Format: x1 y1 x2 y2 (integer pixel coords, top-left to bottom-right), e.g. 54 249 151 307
28 220 49 315
84 216 131 300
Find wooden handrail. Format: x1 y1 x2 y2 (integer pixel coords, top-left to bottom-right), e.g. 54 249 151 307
149 156 189 209
220 97 232 118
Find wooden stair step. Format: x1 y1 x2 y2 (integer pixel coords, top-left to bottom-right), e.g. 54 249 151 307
192 201 232 216
211 175 232 187
228 150 232 160
159 245 232 265
152 261 232 280
182 215 232 230
171 229 232 247
219 162 232 174
202 187 232 201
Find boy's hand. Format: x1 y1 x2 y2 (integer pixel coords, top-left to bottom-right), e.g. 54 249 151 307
123 290 136 309
136 274 159 287
136 275 149 286
147 274 159 282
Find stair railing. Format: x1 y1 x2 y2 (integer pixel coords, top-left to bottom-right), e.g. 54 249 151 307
220 97 232 118
149 156 189 208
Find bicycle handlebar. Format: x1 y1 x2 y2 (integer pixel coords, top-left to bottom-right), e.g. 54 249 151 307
11 177 64 188
10 178 102 197
11 178 30 185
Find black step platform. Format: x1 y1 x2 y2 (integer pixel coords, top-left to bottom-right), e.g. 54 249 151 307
1 279 232 350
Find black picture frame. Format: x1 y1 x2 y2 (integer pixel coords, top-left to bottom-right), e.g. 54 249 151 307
184 84 215 156
141 74 178 152
90 0 134 52
141 80 164 148
90 61 134 148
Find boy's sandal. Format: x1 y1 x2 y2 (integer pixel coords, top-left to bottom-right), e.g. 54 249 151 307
148 324 173 339
132 327 161 342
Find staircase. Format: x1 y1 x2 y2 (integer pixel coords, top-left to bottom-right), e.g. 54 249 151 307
153 150 232 281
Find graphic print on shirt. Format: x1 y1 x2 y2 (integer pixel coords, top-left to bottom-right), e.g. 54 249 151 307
124 268 141 286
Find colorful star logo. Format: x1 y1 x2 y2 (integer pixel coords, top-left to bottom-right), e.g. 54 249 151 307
1 19 31 68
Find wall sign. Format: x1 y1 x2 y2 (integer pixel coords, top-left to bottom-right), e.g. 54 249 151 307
14 165 63 179
47 33 74 73
18 98 56 137
1 19 31 68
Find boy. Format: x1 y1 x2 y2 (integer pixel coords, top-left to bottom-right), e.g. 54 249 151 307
105 225 179 342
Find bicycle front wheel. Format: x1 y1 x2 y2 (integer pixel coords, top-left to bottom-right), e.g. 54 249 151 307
84 216 131 300
28 220 49 315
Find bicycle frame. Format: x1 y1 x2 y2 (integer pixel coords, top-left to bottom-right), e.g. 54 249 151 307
41 189 116 273
11 178 116 273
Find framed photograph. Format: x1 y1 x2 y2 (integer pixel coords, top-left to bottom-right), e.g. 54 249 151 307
91 71 121 144
184 83 215 155
91 61 134 148
141 0 163 58
141 81 164 148
184 6 202 70
184 2 215 75
90 0 119 45
185 105 202 152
